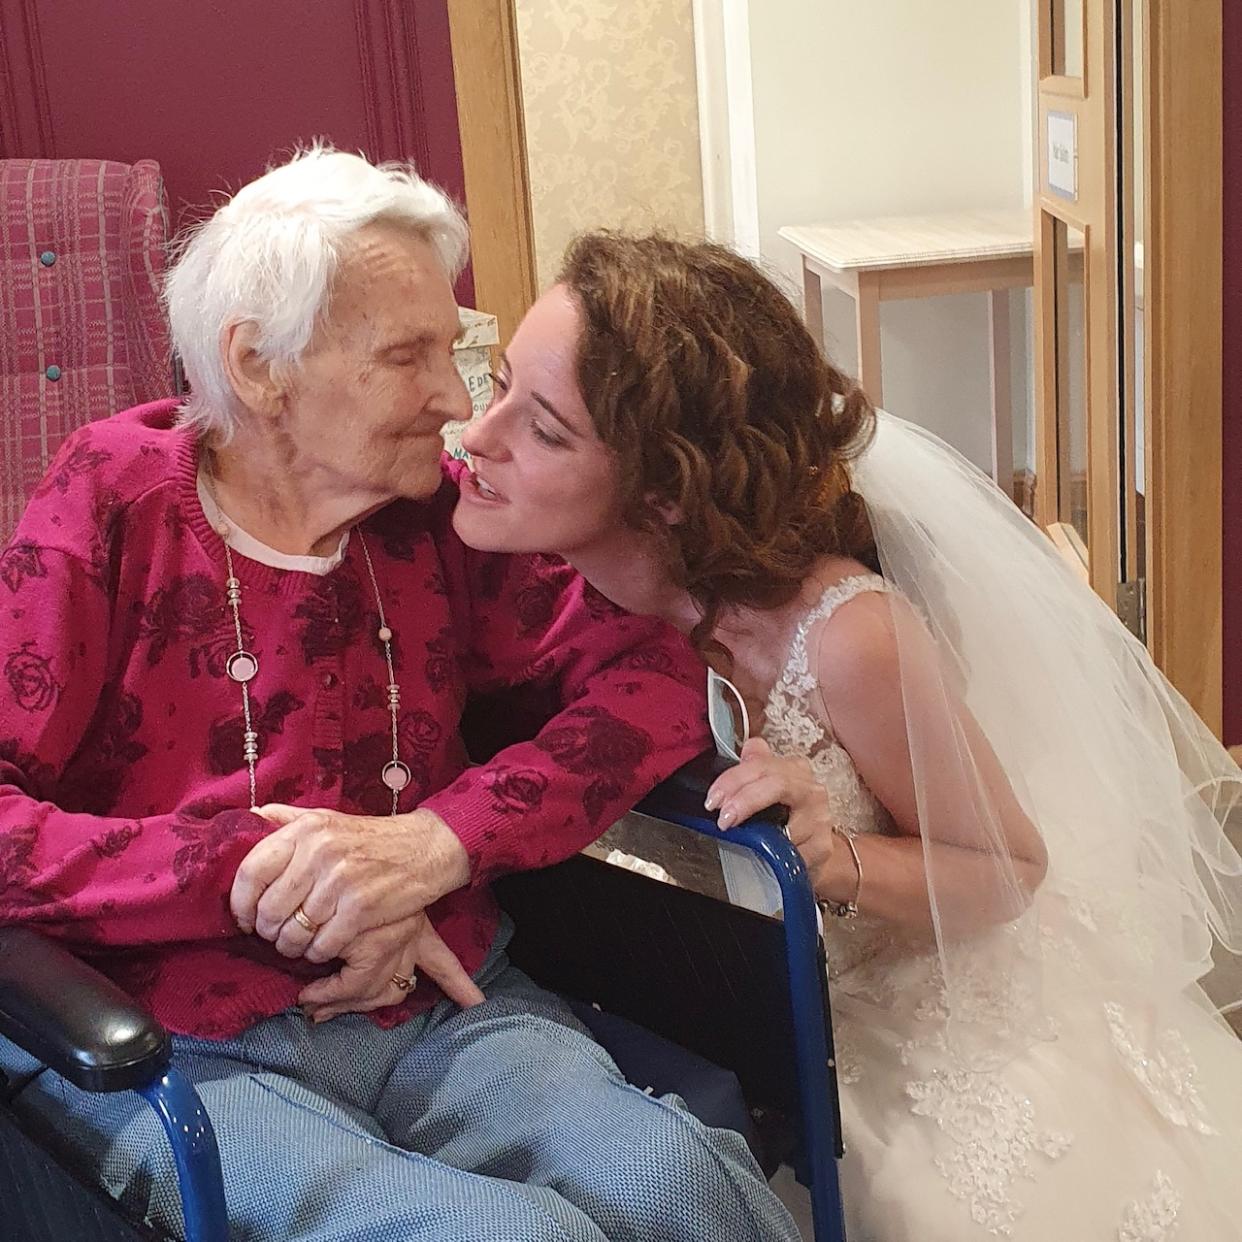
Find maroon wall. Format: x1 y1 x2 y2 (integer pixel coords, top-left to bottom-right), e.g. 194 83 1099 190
1224 3 1241 741
0 0 472 301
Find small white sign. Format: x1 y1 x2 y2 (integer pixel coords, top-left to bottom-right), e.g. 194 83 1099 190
1047 111 1078 201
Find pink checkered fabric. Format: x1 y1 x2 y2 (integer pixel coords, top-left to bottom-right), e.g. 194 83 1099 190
0 159 172 538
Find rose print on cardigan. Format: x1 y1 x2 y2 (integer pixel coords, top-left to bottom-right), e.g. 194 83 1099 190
400 708 443 753
5 641 61 711
353 675 389 711
474 554 509 602
0 820 96 931
342 732 430 814
423 627 455 692
515 580 560 635
534 705 655 828
582 583 626 623
483 765 549 815
168 801 253 894
58 692 150 814
340 711 442 813
0 738 58 795
0 543 47 595
92 822 143 859
614 648 682 677
583 777 625 828
189 625 259 680
34 436 113 497
206 692 306 776
0 821 39 904
163 504 191 542
534 705 654 776
294 574 366 660
138 573 230 667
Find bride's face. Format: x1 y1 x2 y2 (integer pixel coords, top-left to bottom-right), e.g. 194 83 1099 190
452 285 624 555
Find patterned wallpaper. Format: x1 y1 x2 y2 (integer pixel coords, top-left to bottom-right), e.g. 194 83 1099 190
514 0 706 290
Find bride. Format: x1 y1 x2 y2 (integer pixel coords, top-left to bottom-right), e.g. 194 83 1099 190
449 230 1242 1240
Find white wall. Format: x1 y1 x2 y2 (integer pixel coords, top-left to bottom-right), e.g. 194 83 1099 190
704 0 1036 472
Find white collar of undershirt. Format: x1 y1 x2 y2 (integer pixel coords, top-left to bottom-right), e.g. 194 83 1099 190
196 469 349 576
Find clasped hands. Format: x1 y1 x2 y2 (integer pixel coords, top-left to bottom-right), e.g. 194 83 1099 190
229 805 485 1022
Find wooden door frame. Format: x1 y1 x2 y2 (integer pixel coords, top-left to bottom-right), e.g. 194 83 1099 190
1033 1 1121 608
1033 0 1223 733
1144 0 1223 734
446 0 537 344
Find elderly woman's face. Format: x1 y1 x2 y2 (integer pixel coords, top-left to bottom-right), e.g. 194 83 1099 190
452 285 623 556
282 223 470 502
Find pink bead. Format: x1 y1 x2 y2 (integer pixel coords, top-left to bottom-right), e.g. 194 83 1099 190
378 626 393 642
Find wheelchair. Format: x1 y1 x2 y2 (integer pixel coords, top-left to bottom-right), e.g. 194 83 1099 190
0 753 847 1242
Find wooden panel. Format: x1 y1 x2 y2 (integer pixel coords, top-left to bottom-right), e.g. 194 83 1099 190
447 0 537 345
1145 0 1223 733
1033 212 1059 529
1223 0 1242 744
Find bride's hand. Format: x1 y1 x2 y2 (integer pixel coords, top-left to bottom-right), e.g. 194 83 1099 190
705 737 838 881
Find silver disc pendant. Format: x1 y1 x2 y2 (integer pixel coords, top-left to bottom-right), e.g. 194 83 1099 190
226 651 259 683
382 760 412 792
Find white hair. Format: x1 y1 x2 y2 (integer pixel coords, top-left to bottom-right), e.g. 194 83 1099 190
164 143 468 439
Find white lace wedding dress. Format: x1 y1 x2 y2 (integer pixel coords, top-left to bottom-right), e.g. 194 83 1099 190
762 573 1242 1242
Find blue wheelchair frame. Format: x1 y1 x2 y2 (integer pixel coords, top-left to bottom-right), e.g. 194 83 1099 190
134 1072 227 1242
633 791 847 1242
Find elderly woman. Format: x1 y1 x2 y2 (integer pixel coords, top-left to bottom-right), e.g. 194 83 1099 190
0 150 798 1241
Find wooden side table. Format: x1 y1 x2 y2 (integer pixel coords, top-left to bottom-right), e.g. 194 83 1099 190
779 209 1034 497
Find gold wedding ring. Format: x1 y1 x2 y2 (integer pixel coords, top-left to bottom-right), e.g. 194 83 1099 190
391 972 416 992
292 906 319 935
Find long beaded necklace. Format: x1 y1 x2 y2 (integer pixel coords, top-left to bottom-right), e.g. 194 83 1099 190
209 489 411 814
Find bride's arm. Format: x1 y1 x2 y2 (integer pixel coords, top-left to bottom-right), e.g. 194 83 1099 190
709 592 1047 935
814 591 1047 932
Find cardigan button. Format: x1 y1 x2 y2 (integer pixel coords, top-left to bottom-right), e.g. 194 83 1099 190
45 365 62 381
39 250 56 267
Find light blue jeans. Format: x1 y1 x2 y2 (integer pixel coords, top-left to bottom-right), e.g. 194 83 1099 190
0 932 798 1241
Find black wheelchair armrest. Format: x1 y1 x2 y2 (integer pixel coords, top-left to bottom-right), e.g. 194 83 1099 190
0 927 170 1092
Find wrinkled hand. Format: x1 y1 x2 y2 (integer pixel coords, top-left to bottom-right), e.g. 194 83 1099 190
231 806 471 963
298 909 486 1023
705 737 838 884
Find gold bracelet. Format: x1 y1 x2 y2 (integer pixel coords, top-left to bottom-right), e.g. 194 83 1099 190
821 826 863 919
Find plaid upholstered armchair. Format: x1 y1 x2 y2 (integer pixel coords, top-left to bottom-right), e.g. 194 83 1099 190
0 158 173 538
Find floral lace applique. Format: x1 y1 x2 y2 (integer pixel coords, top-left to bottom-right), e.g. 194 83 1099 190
1104 1003 1217 1135
1118 1170 1180 1242
762 575 898 982
901 929 1056 1064
905 1068 1073 1237
762 574 894 847
830 1019 864 1086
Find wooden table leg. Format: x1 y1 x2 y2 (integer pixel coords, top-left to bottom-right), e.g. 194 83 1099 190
988 288 1015 500
801 259 825 351
855 271 883 407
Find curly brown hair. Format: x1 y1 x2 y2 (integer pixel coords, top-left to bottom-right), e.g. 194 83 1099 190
557 231 877 642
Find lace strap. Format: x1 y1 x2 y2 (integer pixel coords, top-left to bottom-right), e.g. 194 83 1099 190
778 574 892 691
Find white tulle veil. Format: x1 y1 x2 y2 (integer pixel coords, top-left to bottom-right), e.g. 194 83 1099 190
851 410 1242 1064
